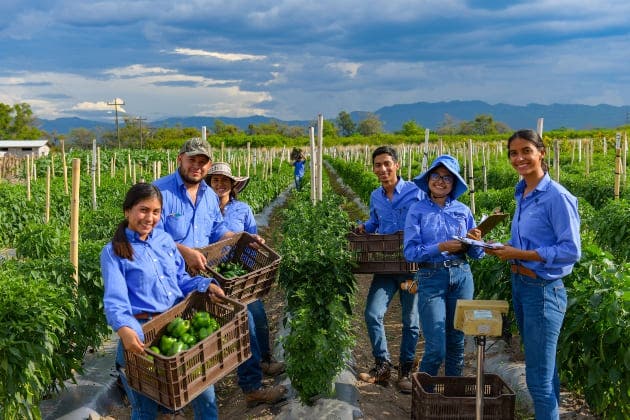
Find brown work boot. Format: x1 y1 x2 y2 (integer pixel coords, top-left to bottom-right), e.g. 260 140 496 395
397 360 414 394
261 357 285 376
358 359 392 384
245 384 287 407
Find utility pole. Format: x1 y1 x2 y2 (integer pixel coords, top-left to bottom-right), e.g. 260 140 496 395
135 116 147 149
107 98 125 148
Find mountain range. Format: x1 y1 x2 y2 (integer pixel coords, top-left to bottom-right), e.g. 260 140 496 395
37 100 630 135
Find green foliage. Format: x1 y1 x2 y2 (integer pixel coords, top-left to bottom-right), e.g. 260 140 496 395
590 199 630 262
356 113 383 136
278 190 356 404
0 102 42 139
15 222 69 259
558 245 630 418
327 157 379 204
397 120 424 136
0 183 44 247
0 260 78 420
336 111 356 137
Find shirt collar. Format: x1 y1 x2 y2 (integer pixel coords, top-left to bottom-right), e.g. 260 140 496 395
381 176 403 196
174 168 208 192
515 172 551 196
124 227 154 242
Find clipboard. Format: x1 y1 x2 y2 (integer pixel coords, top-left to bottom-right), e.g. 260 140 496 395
452 236 504 249
477 213 509 237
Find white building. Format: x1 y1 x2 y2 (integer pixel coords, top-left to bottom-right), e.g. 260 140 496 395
0 140 50 158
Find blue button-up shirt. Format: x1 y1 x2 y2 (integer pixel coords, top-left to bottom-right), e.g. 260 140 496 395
293 160 305 177
153 170 229 247
509 173 581 280
101 228 214 340
363 178 425 234
403 197 484 263
222 199 257 234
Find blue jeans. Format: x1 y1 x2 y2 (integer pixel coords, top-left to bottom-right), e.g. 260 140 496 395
115 341 218 420
416 264 473 376
294 175 303 191
236 308 262 392
512 273 566 420
249 299 271 359
364 273 420 363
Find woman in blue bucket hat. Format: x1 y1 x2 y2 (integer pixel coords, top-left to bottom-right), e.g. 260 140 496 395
403 154 484 377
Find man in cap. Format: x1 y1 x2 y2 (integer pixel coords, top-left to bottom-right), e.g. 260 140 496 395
154 138 287 409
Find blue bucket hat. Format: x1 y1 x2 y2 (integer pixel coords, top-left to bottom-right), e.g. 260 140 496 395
413 154 468 199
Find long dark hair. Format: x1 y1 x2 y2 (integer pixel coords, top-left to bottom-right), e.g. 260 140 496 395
507 129 549 173
112 183 163 260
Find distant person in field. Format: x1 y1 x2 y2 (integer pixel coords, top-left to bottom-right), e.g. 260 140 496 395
403 154 484 379
290 149 306 191
206 161 285 379
153 139 286 408
355 145 425 394
101 182 224 419
485 129 580 419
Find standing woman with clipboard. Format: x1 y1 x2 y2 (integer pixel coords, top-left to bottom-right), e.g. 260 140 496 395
485 129 581 419
403 154 484 378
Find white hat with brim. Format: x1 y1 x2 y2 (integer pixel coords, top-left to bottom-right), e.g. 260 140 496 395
206 162 250 193
413 154 468 200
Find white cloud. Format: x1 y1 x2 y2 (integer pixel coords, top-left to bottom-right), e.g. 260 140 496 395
327 62 362 78
173 48 266 62
72 100 126 113
104 65 177 77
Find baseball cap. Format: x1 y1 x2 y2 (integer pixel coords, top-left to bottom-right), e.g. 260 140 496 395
179 138 212 159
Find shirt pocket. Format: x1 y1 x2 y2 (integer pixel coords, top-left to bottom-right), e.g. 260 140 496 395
164 213 188 242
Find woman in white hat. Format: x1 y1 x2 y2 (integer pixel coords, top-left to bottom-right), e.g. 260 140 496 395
206 162 253 231
403 154 483 378
206 162 287 406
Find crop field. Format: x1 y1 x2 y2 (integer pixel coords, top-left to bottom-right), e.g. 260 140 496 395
0 136 628 419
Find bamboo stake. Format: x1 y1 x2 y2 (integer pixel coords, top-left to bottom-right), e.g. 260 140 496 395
482 145 488 192
45 166 51 223
623 133 628 179
97 146 101 187
91 139 97 210
70 158 80 288
614 133 621 200
247 142 251 178
467 139 475 215
317 114 323 202
554 140 560 182
536 118 544 137
51 154 55 178
585 140 590 176
26 155 31 201
422 129 430 173
309 126 316 204
62 139 68 195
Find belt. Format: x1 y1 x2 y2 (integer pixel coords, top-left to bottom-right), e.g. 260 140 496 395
510 264 537 279
134 312 159 320
418 259 466 269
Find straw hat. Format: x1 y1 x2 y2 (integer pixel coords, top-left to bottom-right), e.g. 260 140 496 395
205 162 250 193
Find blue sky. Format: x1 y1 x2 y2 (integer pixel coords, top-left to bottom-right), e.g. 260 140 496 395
1 0 628 123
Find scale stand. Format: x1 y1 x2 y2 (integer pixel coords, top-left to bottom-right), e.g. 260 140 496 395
454 299 509 420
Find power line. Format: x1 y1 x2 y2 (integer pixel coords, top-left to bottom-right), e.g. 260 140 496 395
107 98 125 148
